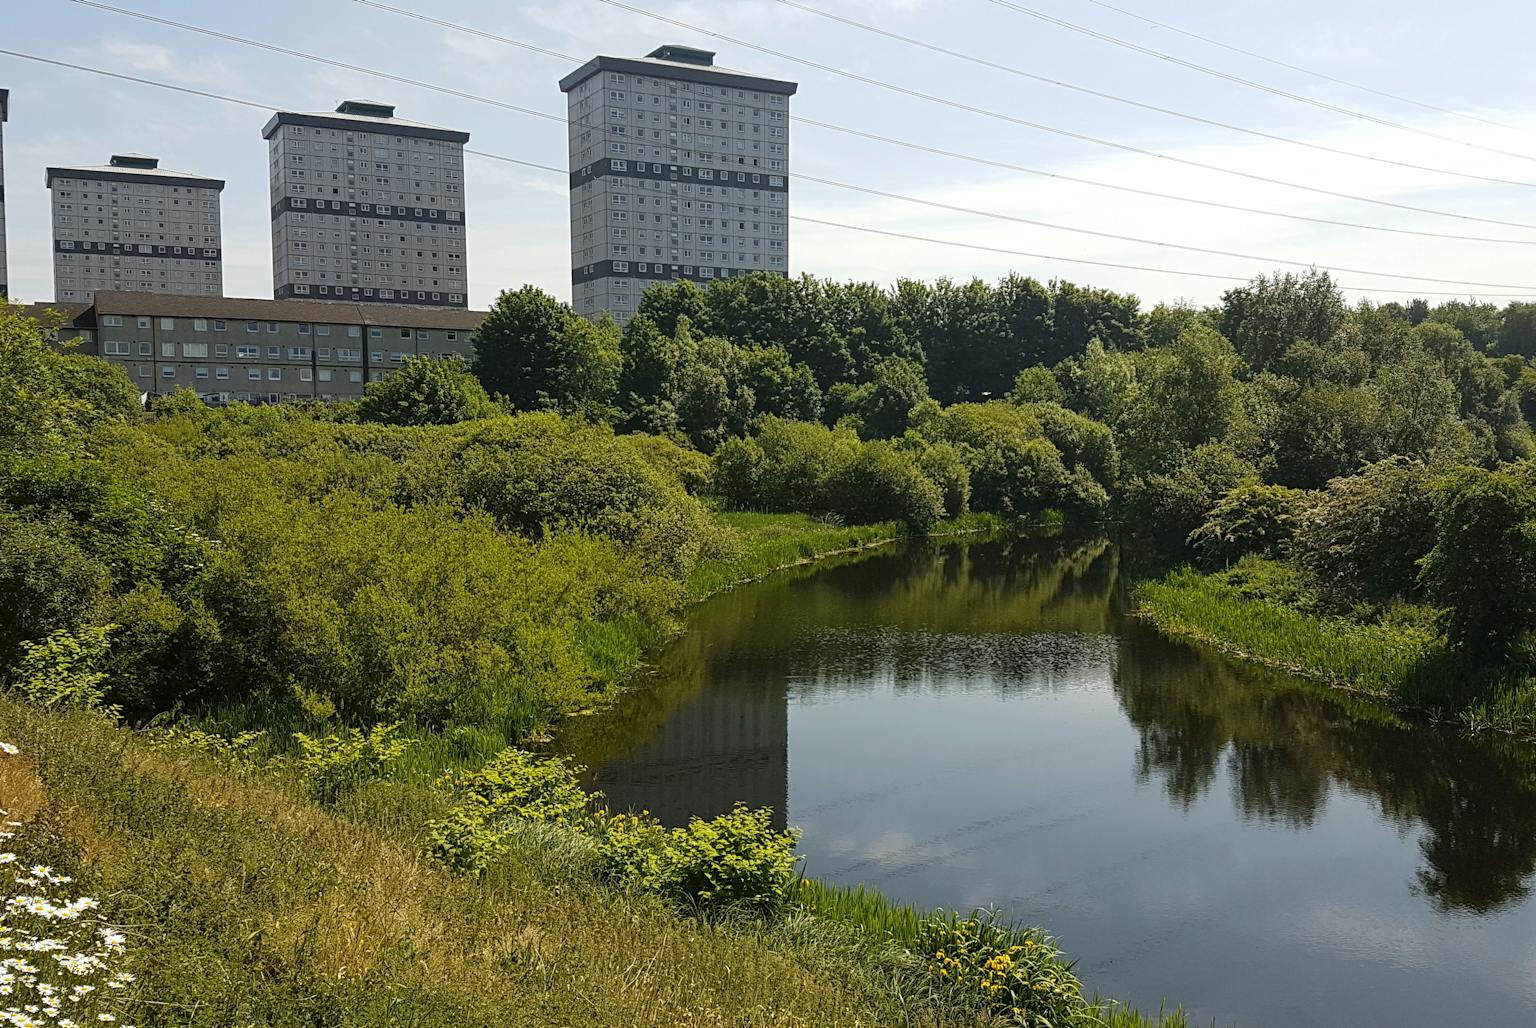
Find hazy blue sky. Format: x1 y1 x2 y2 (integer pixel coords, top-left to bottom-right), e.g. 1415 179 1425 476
6 0 1536 309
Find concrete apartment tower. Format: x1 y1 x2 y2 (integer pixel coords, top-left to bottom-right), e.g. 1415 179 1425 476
560 45 796 322
1 88 11 299
45 153 225 303
262 100 470 308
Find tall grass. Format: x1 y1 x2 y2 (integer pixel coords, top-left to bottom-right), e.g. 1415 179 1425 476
1136 567 1435 696
1137 564 1536 739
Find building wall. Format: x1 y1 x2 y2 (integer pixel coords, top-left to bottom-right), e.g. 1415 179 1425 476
1 91 9 299
49 174 223 303
564 62 791 322
77 299 480 404
266 119 468 307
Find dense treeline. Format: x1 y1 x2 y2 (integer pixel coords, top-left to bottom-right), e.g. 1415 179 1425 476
466 269 1535 695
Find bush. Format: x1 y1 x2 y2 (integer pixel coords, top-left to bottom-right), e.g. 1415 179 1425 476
916 442 972 518
624 432 713 494
0 508 111 669
598 804 801 914
294 722 415 804
357 355 495 426
427 748 593 871
8 625 115 711
1291 457 1440 605
915 910 1096 1026
1187 483 1309 567
1420 466 1536 662
826 442 943 531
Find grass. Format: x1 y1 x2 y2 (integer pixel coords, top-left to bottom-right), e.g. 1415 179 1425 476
1136 560 1536 738
2 698 924 1027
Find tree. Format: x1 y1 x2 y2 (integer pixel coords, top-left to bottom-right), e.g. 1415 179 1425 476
471 285 579 408
1188 483 1308 568
358 355 494 426
0 304 90 453
549 314 622 420
1420 467 1536 662
1008 365 1065 405
833 356 930 438
1496 302 1536 357
55 352 142 424
1219 270 1347 372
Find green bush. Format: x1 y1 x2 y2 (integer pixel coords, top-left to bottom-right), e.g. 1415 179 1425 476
357 355 495 426
1291 457 1440 605
598 804 801 914
1188 483 1309 567
295 722 415 804
916 442 972 518
915 910 1097 1026
826 442 943 531
8 624 115 711
427 748 593 871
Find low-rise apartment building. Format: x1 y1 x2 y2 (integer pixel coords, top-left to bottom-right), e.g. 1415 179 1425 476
30 291 485 404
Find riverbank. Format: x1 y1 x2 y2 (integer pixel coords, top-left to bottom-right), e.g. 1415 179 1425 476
1136 560 1536 738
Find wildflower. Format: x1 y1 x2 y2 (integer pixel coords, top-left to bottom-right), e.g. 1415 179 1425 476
0 742 18 755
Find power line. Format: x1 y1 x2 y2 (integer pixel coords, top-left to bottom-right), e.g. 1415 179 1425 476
6 47 1535 299
795 174 1536 291
361 0 1536 232
1076 0 1536 141
984 0 1536 164
590 0 1536 191
772 0 1534 186
786 217 1536 298
40 7 1536 281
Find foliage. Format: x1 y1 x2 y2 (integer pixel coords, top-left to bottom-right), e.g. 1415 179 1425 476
1420 467 1536 662
916 910 1097 1027
294 722 415 803
357 355 494 426
7 625 116 711
1291 457 1440 605
829 355 931 438
1219 269 1348 372
472 285 620 416
597 805 801 913
1188 483 1309 567
427 748 592 871
0 305 94 453
1008 364 1065 404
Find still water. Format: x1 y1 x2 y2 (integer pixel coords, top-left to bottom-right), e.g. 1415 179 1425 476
554 537 1536 1028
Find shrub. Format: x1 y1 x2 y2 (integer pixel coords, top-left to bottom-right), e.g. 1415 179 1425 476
1009 365 1065 405
1420 466 1536 662
294 722 415 804
916 442 972 518
1188 483 1309 567
8 625 115 711
624 432 713 494
826 442 943 531
427 748 593 871
598 805 801 914
916 910 1096 1026
0 508 111 669
1291 457 1440 605
357 355 495 426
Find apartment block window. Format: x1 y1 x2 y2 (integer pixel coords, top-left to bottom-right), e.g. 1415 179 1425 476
267 346 280 360
161 368 176 379
104 341 131 356
318 369 333 383
215 343 228 357
316 325 331 336
349 370 363 383
248 368 261 381
266 322 279 333
195 368 209 380
160 319 175 330
216 367 229 380
193 319 208 332
300 369 313 382
183 343 208 358
138 342 152 356
268 369 282 381
237 345 259 359
160 342 176 358
214 320 227 331
102 316 123 328
137 318 151 329
246 321 259 333
288 347 311 360
298 323 311 335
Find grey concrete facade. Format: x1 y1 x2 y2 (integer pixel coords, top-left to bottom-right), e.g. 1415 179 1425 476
45 154 224 304
263 101 470 309
31 291 485 404
1 89 9 299
561 46 796 322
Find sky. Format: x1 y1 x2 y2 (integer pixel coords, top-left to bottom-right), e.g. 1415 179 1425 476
5 0 1536 311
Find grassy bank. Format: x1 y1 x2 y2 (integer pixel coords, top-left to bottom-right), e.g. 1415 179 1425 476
685 510 1003 599
1136 561 1536 737
1 698 1188 1027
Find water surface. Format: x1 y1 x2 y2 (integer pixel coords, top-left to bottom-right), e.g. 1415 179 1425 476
555 537 1536 1028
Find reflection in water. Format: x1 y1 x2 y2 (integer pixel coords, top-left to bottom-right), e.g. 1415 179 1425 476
556 537 1536 1027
